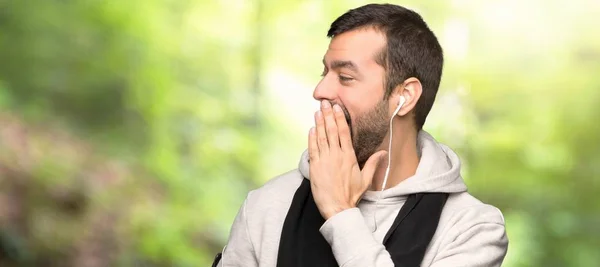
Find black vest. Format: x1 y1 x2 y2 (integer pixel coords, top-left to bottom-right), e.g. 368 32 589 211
276 178 447 267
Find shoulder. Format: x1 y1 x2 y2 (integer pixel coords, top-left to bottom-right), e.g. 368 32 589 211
240 169 305 257
440 192 506 234
428 193 509 266
245 169 304 216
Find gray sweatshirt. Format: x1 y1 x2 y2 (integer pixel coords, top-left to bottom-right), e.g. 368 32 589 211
219 131 508 266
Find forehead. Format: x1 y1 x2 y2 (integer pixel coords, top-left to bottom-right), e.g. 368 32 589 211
324 28 386 68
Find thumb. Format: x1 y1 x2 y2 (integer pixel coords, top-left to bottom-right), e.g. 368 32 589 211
361 150 388 182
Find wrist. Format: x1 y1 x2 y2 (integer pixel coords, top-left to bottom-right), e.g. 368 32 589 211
323 204 355 220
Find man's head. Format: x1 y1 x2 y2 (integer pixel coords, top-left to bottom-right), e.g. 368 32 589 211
313 4 443 167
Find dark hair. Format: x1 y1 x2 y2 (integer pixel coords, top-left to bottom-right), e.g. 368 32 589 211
327 4 443 130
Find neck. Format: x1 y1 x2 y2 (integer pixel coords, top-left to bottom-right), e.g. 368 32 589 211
369 125 419 191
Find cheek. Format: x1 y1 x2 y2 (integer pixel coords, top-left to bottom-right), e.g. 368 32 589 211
339 83 384 116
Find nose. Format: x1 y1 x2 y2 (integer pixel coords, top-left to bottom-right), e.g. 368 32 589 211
312 77 338 102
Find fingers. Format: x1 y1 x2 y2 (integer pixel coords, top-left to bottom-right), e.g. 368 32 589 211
321 101 340 150
333 104 353 152
314 100 348 155
308 127 319 161
315 109 329 153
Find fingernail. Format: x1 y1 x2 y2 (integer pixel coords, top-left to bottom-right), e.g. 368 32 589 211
316 110 322 118
333 104 342 113
321 100 331 109
310 127 315 134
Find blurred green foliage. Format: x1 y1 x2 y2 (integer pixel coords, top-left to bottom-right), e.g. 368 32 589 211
0 0 599 266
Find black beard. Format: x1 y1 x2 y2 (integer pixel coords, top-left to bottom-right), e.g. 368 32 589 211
334 101 389 169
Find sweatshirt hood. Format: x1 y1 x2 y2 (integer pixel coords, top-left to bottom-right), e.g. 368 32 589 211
298 130 467 202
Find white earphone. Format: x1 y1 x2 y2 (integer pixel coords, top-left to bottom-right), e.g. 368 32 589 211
373 95 406 232
393 96 406 116
381 95 405 191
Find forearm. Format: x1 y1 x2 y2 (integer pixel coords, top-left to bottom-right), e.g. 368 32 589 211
319 208 396 267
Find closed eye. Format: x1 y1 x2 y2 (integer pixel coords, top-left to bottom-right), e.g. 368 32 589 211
339 75 354 82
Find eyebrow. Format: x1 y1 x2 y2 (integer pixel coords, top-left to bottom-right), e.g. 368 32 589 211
322 59 360 73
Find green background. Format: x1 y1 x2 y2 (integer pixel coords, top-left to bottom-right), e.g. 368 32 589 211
0 0 598 266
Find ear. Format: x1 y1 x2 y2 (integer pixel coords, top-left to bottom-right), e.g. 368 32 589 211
390 77 422 117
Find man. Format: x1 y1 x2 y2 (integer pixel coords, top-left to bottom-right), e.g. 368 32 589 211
215 3 508 267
